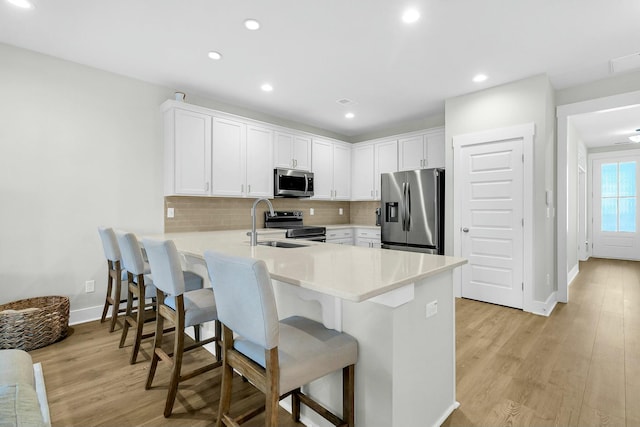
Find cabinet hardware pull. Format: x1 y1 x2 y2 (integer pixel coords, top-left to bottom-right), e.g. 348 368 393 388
248 184 251 193
205 182 209 192
241 184 244 193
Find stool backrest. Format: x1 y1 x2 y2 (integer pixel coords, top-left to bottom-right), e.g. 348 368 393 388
98 227 121 263
204 250 279 350
116 232 145 275
142 238 185 296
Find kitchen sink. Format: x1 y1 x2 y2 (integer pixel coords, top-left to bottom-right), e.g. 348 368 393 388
257 240 308 249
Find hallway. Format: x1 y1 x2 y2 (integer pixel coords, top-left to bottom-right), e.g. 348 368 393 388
445 258 640 426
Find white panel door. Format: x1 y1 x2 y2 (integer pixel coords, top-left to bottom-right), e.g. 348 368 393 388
246 125 273 198
460 139 524 309
592 156 639 260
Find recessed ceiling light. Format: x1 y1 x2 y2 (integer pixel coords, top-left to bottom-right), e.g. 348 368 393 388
6 0 33 9
345 112 355 119
472 74 488 83
402 8 420 24
261 83 273 92
629 135 640 143
244 19 260 30
207 51 222 60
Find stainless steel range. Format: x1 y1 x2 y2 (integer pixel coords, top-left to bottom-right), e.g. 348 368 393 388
264 210 326 242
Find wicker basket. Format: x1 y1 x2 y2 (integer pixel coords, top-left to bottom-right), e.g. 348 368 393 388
0 296 70 351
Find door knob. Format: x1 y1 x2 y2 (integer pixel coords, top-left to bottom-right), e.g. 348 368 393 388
462 227 469 233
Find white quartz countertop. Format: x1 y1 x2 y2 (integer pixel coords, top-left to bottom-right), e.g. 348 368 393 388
147 230 466 303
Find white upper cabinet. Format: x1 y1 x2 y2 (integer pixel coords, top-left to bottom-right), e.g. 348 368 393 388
211 117 246 197
351 144 375 200
351 139 398 200
374 140 398 198
165 108 212 196
274 131 312 171
312 138 351 200
398 128 445 171
245 125 274 198
164 101 274 198
211 119 273 198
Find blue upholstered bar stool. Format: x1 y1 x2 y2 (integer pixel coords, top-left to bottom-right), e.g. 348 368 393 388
97 227 128 332
117 232 206 363
116 232 160 364
142 238 222 418
204 250 358 427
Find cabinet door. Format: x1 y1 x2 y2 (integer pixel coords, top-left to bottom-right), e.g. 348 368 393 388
374 140 398 199
173 109 212 195
292 135 312 171
351 144 375 200
426 132 445 169
311 139 333 199
246 125 273 197
211 117 246 197
274 132 294 169
333 143 351 200
399 135 425 171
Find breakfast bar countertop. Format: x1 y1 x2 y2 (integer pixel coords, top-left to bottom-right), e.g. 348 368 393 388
148 230 466 302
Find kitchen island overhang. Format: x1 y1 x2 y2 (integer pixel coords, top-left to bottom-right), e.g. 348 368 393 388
147 230 466 427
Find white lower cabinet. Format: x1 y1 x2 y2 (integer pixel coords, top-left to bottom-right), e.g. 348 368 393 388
326 228 354 245
354 228 381 248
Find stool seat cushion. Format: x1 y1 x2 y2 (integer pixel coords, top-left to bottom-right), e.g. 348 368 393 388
234 316 358 394
0 350 34 388
165 288 217 328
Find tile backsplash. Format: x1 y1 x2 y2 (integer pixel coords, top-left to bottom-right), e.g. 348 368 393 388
164 197 382 232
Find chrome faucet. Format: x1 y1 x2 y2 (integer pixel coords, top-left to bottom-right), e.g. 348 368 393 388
249 198 274 246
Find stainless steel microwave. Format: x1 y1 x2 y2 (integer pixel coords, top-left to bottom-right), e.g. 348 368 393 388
274 168 314 198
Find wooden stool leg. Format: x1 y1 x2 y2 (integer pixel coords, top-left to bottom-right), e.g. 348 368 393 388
216 326 234 427
291 388 301 422
101 262 113 323
109 269 122 332
164 298 185 418
119 274 134 349
193 324 201 342
146 290 165 390
264 348 280 427
343 365 355 427
130 276 146 364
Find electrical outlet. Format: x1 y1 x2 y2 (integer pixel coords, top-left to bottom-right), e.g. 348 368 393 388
339 208 343 215
85 280 95 293
310 208 315 216
426 300 438 318
167 207 175 218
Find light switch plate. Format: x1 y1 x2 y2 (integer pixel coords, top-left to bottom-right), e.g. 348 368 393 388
426 300 438 318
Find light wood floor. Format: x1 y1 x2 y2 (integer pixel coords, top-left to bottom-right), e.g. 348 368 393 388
445 257 640 427
29 257 639 426
29 316 304 426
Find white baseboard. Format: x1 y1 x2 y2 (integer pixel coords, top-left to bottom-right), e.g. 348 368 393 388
567 263 579 287
530 291 557 317
69 304 105 326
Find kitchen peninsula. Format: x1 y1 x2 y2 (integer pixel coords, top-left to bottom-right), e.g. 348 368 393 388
151 229 466 427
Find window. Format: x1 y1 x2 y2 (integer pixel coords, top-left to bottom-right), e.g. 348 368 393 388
601 161 636 232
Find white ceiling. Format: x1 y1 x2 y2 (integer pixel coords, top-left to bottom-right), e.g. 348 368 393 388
570 104 640 149
1 0 640 139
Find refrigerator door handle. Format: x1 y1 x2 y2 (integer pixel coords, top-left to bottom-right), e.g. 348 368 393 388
406 182 411 231
402 182 407 231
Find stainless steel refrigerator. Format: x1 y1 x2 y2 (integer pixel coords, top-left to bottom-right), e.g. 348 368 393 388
381 168 444 254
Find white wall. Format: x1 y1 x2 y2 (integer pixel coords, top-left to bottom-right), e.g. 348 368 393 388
0 43 171 319
444 74 557 307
